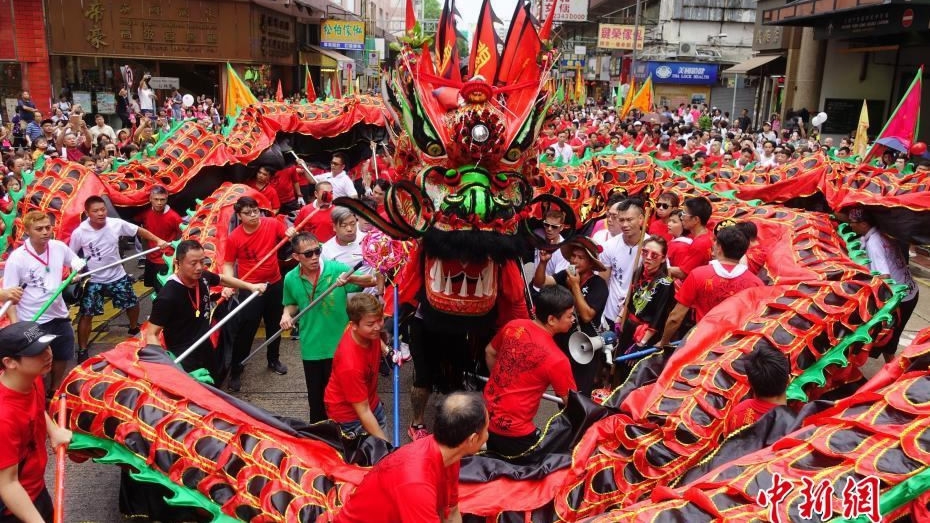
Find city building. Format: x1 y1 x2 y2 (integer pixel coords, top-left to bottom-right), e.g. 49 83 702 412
759 0 929 139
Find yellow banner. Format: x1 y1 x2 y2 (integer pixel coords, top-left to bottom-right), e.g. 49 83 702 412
321 20 365 50
597 24 645 50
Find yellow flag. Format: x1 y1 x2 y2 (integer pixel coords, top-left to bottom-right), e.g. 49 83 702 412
619 76 636 119
224 63 258 117
574 65 585 105
852 100 869 158
628 76 654 115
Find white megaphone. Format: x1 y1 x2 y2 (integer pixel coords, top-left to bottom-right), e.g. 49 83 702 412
569 330 619 365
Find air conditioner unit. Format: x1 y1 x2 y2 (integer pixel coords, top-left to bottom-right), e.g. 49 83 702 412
678 42 696 56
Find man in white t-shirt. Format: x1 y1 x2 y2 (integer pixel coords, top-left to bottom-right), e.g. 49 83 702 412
89 113 116 145
69 196 169 362
599 199 644 330
322 207 364 265
592 199 624 246
3 211 86 390
550 131 574 163
315 152 358 199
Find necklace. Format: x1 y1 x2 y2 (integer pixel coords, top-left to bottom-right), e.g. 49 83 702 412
185 279 201 318
24 242 50 273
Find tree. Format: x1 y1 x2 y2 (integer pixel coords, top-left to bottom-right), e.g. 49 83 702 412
424 0 441 20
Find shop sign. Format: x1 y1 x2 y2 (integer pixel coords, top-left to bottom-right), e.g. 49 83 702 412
46 0 254 61
96 93 116 114
646 62 718 85
560 57 586 68
596 24 645 50
254 7 295 62
539 0 589 22
321 20 365 50
147 77 179 90
814 6 930 40
72 92 93 112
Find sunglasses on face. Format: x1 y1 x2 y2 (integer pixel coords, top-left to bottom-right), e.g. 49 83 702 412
543 223 562 230
299 247 323 258
642 250 663 260
656 203 672 210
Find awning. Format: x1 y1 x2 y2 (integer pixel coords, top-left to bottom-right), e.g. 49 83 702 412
300 45 355 69
723 54 784 75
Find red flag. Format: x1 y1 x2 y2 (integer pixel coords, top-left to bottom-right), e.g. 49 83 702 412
434 0 462 83
331 73 343 99
468 0 501 80
275 80 284 102
539 0 559 41
496 1 540 86
305 65 317 102
405 0 416 32
864 67 922 162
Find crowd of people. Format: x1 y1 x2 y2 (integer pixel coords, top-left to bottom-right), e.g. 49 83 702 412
0 94 924 521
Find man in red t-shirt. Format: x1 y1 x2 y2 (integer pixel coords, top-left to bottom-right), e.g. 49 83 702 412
725 346 789 434
246 166 281 211
659 227 764 346
0 322 72 522
324 294 389 439
670 196 714 279
136 186 183 292
484 286 577 456
222 197 296 392
266 164 308 214
294 181 336 243
334 392 488 523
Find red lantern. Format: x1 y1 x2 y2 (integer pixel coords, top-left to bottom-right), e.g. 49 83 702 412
910 142 927 156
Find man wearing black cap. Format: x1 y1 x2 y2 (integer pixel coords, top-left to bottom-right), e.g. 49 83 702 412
0 322 72 522
532 235 609 395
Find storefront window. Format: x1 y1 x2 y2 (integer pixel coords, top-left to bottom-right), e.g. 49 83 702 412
0 62 23 122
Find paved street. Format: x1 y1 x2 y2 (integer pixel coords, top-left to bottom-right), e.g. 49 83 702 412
46 265 930 522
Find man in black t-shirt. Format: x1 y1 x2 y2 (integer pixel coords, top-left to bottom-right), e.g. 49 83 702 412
532 235 609 395
145 240 265 375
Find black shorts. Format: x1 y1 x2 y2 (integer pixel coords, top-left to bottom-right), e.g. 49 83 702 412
0 487 53 522
41 317 75 362
143 260 169 288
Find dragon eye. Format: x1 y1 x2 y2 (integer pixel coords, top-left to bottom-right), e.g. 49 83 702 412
505 147 521 162
427 143 444 156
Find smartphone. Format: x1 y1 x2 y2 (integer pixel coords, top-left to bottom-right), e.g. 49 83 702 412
567 264 577 276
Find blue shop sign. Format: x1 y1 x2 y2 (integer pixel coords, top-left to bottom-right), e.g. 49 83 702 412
646 62 718 85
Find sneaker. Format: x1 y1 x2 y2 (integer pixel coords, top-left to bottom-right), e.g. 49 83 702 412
228 375 242 392
268 360 288 375
399 342 411 361
76 349 90 364
407 424 430 441
137 259 146 269
127 326 141 337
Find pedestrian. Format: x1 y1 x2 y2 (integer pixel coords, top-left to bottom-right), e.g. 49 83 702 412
69 196 169 363
0 321 73 523
533 236 609 395
145 240 265 375
294 181 336 243
222 196 296 392
15 91 38 124
847 207 919 362
138 74 157 118
659 226 764 347
333 392 489 523
600 199 644 331
265 164 308 215
324 293 389 439
316 153 358 199
135 186 183 292
670 196 713 279
484 286 577 456
533 209 570 277
279 232 376 422
246 165 281 211
2 211 85 392
322 207 363 265
725 346 789 434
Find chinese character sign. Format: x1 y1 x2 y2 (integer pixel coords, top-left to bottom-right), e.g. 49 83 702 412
597 24 644 50
321 20 365 50
756 473 882 523
539 0 588 22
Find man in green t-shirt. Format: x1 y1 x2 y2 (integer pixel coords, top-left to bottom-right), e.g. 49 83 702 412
280 232 376 422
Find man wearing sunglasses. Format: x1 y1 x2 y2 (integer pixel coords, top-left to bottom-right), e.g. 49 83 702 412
280 232 377 422
533 210 570 278
222 197 297 392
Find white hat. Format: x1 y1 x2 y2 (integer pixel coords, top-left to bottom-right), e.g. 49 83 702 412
633 120 642 126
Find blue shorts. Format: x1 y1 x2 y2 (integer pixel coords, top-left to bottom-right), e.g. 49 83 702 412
40 318 75 362
80 275 139 317
339 402 385 437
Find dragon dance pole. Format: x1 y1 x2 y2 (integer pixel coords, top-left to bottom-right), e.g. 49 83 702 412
0 300 13 318
614 346 660 363
392 282 400 446
174 289 263 364
240 261 366 365
80 247 162 281
31 271 79 322
53 394 66 523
